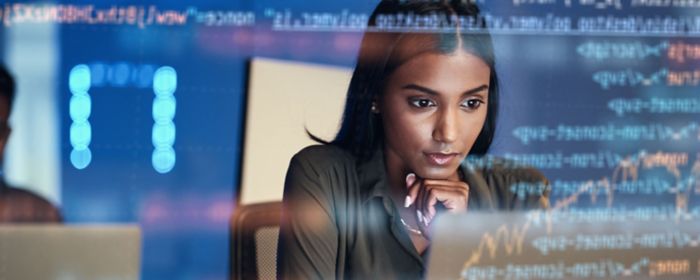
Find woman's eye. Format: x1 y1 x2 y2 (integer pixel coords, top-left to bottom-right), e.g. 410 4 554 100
462 99 483 110
409 98 435 108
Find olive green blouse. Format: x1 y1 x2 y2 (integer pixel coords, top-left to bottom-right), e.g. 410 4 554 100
277 145 550 280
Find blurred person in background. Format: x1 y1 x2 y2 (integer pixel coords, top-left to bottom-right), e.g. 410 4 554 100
0 64 62 223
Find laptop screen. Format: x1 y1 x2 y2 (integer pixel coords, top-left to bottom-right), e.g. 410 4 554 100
427 211 699 280
0 225 141 280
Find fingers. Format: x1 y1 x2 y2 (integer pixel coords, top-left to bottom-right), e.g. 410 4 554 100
419 181 470 226
425 186 468 217
401 173 470 238
404 173 430 237
404 173 419 208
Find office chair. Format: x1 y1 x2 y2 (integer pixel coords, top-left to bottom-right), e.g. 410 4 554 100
231 201 283 280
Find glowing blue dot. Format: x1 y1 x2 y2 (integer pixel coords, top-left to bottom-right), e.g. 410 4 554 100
152 147 176 174
112 62 131 87
153 67 177 97
89 63 106 87
152 96 176 124
134 65 155 88
69 65 91 93
70 121 92 150
69 94 92 122
152 122 176 148
70 148 92 170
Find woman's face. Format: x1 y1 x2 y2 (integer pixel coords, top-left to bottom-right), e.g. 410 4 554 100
380 50 490 180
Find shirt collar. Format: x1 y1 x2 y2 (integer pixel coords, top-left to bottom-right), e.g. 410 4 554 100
357 148 390 204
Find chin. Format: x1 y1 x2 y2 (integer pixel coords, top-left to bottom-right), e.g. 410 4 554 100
416 165 459 180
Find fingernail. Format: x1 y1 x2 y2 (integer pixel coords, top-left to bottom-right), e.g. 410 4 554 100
405 173 415 188
424 216 430 227
404 196 413 208
417 210 423 223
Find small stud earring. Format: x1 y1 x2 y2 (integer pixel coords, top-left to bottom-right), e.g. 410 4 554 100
371 103 379 113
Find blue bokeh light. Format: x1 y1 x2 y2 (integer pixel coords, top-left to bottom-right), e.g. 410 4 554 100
152 147 176 174
70 64 93 170
113 62 130 87
69 93 92 122
69 64 91 93
89 63 106 86
153 66 177 97
152 122 176 148
135 64 155 88
68 63 178 172
70 121 92 150
70 148 92 170
153 96 177 124
151 66 177 173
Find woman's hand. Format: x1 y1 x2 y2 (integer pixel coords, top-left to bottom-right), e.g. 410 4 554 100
404 173 470 238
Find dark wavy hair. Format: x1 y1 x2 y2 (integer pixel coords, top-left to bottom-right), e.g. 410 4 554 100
313 0 499 162
0 65 15 112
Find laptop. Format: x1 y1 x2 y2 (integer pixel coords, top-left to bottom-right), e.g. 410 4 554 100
426 210 699 279
0 225 141 280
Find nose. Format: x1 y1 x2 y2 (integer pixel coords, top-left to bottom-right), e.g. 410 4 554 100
432 106 458 144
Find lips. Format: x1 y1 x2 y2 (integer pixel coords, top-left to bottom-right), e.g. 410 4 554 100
424 152 459 166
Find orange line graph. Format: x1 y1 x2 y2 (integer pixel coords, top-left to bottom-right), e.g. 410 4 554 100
458 152 698 277
460 219 531 274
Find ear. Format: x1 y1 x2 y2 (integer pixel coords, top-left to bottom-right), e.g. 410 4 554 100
371 99 380 114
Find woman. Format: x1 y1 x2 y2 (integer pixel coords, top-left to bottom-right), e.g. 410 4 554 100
277 1 550 279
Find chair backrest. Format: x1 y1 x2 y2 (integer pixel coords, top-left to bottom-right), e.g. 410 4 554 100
231 201 283 280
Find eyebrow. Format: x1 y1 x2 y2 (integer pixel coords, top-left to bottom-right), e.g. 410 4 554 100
402 84 489 97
